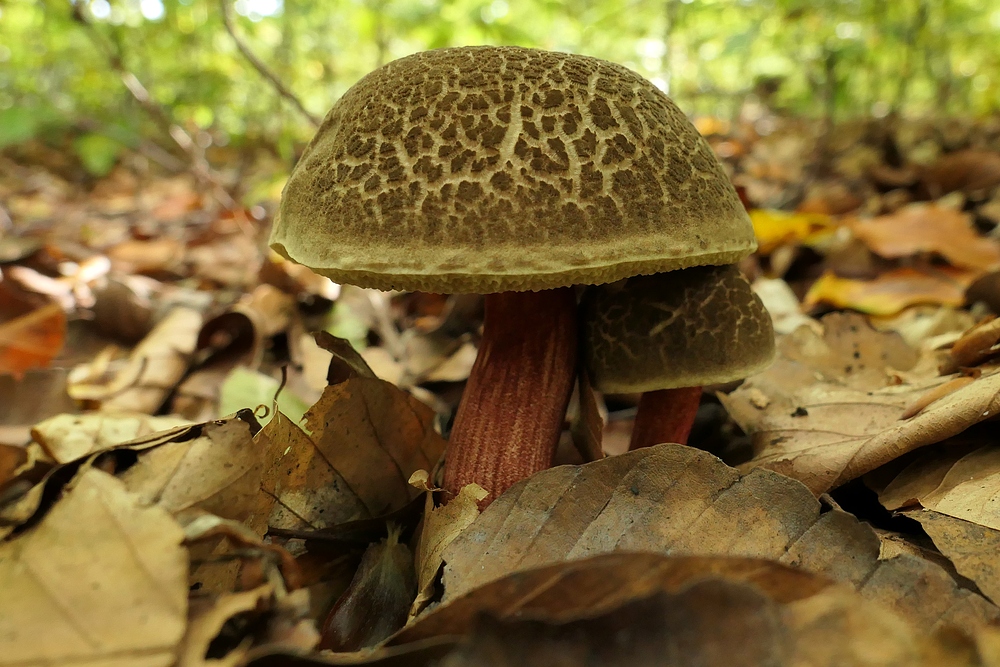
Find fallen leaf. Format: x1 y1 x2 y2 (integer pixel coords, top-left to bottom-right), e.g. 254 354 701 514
804 267 978 316
394 554 970 667
0 443 26 488
900 509 1000 607
303 378 447 517
749 209 836 254
0 293 65 378
410 477 487 618
99 306 203 414
441 443 998 631
922 150 1000 197
850 204 1000 272
879 443 1000 531
721 316 1000 494
252 411 367 534
31 412 191 463
107 237 185 275
319 524 416 651
0 467 187 667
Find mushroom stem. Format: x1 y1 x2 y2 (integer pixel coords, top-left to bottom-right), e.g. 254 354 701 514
629 386 702 450
443 288 578 504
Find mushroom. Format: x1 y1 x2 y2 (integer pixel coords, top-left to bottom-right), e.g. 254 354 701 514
582 264 775 450
269 46 755 503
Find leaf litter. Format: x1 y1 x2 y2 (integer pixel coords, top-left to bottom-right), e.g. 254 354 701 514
6 112 1000 663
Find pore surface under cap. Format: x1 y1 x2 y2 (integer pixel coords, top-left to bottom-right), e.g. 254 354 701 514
271 46 755 293
582 265 775 393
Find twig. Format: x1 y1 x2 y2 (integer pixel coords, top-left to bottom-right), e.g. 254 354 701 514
70 5 238 211
219 0 321 127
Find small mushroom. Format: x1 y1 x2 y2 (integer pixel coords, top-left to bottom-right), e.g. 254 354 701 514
582 265 775 450
270 46 756 504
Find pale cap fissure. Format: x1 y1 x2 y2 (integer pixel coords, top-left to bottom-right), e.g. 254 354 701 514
271 45 755 294
582 264 775 393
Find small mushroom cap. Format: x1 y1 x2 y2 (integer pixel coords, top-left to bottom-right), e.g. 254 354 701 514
582 265 775 393
271 46 754 294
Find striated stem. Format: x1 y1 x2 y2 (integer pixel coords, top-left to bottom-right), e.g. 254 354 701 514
629 386 702 450
443 288 578 504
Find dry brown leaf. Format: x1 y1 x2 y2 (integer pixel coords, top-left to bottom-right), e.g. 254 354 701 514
107 237 185 275
899 509 1000 607
303 378 447 517
441 443 998 631
410 475 487 618
393 553 967 667
923 150 1000 197
850 204 1000 272
0 444 26 489
879 442 1000 530
0 467 187 667
178 584 276 667
804 267 978 316
720 314 1000 494
99 306 203 414
252 411 367 534
31 412 191 463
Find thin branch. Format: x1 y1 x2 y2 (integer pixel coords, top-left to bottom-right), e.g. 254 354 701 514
219 0 321 127
70 5 238 210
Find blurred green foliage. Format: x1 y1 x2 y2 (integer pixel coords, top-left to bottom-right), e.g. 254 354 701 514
2 0 998 164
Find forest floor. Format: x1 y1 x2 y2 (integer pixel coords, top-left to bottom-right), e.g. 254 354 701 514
3 110 1000 665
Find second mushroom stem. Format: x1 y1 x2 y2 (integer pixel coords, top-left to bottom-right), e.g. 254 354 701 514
443 288 578 505
629 386 702 450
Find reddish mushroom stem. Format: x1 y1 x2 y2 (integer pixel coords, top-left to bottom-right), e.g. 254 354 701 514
629 386 702 450
443 288 577 504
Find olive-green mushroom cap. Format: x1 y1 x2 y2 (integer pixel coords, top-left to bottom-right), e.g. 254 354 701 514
582 265 775 393
270 46 755 294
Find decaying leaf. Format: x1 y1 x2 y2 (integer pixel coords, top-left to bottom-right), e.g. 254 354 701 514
303 378 447 517
0 467 187 667
253 410 367 534
721 313 1000 494
441 443 998 631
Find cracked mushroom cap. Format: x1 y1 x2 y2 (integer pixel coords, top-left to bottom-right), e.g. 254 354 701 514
582 265 775 393
270 46 755 294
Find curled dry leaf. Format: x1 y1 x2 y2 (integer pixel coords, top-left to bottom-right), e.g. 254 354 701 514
849 204 1000 272
98 306 203 414
943 316 1000 373
441 443 998 631
922 149 1000 197
410 475 487 618
720 313 1000 494
30 411 191 463
804 267 978 316
0 468 187 667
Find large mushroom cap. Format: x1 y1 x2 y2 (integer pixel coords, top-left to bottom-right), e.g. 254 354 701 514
582 265 775 393
271 46 755 294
